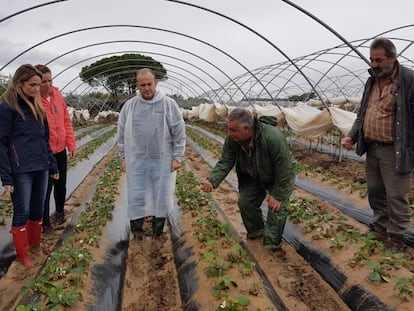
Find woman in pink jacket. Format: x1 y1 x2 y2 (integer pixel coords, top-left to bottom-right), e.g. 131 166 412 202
35 65 76 232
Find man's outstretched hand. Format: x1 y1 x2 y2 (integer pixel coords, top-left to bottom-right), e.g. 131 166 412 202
200 180 213 193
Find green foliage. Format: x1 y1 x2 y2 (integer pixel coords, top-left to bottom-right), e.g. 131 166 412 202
0 197 13 224
193 214 233 244
206 259 232 278
16 303 43 311
366 260 392 283
217 296 251 310
287 196 316 223
175 171 209 212
186 128 222 158
226 244 247 264
75 124 108 141
293 160 312 173
349 234 385 268
238 260 255 277
213 275 238 297
288 92 316 102
392 276 414 301
17 156 122 310
225 245 255 277
248 282 261 296
380 252 408 269
0 73 8 97
176 168 277 309
187 121 227 138
68 127 116 168
79 53 167 96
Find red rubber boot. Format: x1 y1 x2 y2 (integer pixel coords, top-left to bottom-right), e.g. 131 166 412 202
10 225 32 267
27 220 42 247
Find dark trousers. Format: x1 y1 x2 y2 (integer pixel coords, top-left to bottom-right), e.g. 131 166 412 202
238 180 289 249
366 144 411 237
43 150 68 227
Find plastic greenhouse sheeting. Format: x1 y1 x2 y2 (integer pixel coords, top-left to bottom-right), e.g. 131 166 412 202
329 107 357 136
182 100 359 140
197 103 218 122
280 104 333 138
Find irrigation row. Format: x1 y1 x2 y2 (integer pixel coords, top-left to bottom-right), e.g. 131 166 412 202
76 124 115 149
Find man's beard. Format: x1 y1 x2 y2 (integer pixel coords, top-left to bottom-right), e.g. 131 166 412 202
372 64 394 79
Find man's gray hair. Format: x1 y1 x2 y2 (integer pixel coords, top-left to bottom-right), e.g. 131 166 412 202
370 37 397 58
227 108 254 128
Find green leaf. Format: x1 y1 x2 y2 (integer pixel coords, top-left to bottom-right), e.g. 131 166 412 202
237 295 250 306
368 271 381 282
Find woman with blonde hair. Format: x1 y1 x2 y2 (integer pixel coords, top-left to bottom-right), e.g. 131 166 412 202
0 64 58 267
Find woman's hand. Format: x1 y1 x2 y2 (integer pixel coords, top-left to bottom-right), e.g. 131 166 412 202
4 185 14 193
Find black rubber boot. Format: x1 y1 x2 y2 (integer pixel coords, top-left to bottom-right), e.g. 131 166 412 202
152 217 166 237
130 218 144 240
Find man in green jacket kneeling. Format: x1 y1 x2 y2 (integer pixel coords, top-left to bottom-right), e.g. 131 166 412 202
200 107 295 251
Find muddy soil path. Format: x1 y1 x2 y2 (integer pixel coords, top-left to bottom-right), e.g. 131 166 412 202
122 221 182 311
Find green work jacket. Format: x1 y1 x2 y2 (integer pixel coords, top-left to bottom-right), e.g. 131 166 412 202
207 117 295 202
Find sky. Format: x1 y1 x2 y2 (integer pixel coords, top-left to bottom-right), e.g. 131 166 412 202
1 0 413 98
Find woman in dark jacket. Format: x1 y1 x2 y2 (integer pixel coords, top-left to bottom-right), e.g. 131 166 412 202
0 64 58 267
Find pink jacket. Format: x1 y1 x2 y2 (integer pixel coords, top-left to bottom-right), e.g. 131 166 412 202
41 86 76 154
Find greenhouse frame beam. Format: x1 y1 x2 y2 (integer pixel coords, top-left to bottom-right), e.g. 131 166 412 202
0 24 277 106
46 40 245 103
51 50 230 104
60 59 215 101
165 0 327 107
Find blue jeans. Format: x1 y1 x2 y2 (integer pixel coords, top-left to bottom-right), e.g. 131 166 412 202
11 170 48 227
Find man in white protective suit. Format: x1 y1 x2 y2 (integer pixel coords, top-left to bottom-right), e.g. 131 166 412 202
117 68 186 240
